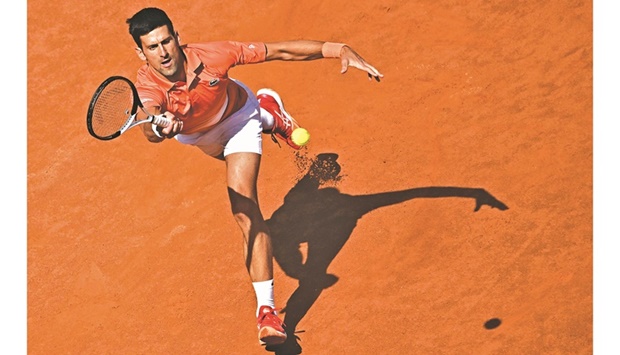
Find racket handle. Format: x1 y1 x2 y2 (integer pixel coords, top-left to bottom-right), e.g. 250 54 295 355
152 114 171 127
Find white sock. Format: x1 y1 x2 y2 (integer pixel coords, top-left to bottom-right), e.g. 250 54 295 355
252 279 275 316
260 108 275 132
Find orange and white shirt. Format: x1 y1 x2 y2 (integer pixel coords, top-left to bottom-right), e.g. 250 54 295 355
135 41 267 134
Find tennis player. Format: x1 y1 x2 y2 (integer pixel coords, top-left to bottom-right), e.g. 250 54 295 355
126 7 383 347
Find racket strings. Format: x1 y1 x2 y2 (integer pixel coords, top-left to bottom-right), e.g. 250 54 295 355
91 80 135 138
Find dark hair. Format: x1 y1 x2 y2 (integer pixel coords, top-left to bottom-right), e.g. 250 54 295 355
126 7 175 48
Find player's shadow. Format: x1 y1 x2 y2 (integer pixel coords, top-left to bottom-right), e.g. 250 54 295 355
264 153 508 355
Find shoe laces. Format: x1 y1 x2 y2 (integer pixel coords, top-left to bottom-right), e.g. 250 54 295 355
272 111 293 136
257 306 286 330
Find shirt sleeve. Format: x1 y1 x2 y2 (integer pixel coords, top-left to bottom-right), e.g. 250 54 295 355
136 85 165 108
134 67 166 110
189 41 267 75
226 41 267 65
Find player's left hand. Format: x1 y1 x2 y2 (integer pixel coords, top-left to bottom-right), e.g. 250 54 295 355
340 46 384 82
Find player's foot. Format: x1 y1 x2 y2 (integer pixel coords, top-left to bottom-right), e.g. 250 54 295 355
257 305 287 346
257 88 302 149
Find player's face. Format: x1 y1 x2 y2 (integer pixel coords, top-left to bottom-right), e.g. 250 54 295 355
138 25 184 81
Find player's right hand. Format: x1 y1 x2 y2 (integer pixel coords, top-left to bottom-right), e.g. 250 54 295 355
159 111 183 139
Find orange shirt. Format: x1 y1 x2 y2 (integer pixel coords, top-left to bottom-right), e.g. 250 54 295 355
135 41 267 134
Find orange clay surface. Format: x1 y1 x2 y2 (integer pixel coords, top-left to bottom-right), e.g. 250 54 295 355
28 1 592 354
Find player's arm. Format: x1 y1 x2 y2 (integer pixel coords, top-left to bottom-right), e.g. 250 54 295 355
264 40 383 81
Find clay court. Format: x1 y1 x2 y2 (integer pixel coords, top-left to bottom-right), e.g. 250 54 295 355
28 1 592 354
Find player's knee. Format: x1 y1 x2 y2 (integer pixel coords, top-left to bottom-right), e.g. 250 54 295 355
232 211 252 229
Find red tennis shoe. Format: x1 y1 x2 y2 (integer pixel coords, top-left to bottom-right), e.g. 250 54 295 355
257 305 287 346
257 88 302 150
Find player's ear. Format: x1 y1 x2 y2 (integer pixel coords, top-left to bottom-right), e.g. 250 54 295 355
135 47 147 61
175 31 182 45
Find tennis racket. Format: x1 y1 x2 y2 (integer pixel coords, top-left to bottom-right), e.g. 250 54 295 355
86 76 171 141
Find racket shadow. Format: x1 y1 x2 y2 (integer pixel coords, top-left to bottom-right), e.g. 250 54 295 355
265 152 508 354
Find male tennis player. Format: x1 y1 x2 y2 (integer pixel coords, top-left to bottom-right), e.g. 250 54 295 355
126 7 382 347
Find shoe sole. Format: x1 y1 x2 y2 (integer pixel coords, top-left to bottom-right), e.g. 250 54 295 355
258 326 287 346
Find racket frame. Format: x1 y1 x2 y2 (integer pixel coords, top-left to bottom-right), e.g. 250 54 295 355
87 76 167 141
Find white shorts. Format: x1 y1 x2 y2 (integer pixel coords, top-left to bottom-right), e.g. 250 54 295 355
175 80 263 158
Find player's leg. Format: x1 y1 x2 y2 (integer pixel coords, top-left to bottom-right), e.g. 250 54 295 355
225 152 287 346
218 91 274 283
218 82 287 346
225 152 272 281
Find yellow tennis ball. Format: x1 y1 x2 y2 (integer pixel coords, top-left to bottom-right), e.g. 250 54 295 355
291 127 310 146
